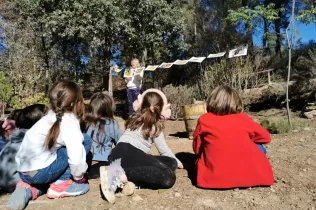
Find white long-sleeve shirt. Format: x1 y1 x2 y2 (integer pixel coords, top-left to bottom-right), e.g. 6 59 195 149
15 110 87 180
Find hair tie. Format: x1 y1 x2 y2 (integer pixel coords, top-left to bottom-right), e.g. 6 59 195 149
56 114 62 122
149 105 154 113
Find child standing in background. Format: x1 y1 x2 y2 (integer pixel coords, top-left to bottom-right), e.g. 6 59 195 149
193 86 274 189
9 80 92 210
84 92 122 166
125 58 144 116
0 104 47 193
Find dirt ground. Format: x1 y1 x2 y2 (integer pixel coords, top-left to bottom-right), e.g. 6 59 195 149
0 113 316 210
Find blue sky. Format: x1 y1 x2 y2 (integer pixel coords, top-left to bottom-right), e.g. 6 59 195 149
253 21 316 46
297 22 316 43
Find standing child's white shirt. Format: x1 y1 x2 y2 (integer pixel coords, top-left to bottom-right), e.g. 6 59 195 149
15 110 87 180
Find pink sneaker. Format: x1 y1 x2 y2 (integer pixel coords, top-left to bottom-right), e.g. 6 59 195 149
46 180 89 199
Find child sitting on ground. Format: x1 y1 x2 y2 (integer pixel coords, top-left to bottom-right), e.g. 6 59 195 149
84 92 122 166
0 109 22 152
0 104 47 193
193 86 274 189
2 109 22 140
101 89 183 203
9 80 92 210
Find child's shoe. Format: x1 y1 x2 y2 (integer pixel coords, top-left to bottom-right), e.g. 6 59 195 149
9 181 40 210
100 159 127 203
46 179 89 199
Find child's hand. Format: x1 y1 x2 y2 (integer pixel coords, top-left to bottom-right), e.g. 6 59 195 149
178 164 184 169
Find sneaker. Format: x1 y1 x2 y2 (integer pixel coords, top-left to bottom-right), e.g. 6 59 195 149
46 179 89 199
100 158 127 203
100 167 116 203
9 181 39 210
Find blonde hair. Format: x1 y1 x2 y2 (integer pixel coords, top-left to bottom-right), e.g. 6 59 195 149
131 58 140 68
206 86 243 115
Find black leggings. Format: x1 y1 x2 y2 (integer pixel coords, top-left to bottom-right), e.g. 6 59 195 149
108 142 177 189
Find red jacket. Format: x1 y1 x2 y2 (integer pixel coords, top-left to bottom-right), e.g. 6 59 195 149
193 113 274 189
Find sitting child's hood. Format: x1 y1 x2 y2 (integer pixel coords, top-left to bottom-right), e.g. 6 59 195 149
9 129 28 143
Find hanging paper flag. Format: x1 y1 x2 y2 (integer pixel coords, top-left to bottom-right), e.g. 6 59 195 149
123 68 134 78
134 67 144 76
228 46 248 58
188 57 206 63
110 66 123 73
173 60 189 65
145 65 159 71
207 52 226 58
159 63 174 69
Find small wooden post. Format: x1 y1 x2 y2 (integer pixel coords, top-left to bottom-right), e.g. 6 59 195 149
268 71 271 85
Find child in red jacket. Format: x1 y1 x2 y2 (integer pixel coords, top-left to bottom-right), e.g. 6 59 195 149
193 86 274 189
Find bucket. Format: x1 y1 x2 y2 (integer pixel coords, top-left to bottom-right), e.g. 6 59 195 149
183 103 207 140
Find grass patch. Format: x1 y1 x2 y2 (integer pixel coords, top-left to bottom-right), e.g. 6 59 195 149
260 117 307 134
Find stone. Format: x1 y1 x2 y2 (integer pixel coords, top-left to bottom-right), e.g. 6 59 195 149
175 192 181 197
132 195 143 202
122 182 135 196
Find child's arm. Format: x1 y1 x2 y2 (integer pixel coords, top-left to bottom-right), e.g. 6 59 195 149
154 132 183 168
193 119 203 155
63 121 88 180
244 114 271 144
251 122 271 144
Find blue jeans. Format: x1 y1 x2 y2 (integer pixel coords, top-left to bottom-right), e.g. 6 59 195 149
257 144 267 155
19 134 92 185
127 88 141 116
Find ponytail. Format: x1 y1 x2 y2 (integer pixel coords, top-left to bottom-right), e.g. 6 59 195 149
45 111 63 150
126 105 164 140
45 121 61 150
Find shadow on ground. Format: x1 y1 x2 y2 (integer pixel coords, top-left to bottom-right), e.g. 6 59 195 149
175 152 196 186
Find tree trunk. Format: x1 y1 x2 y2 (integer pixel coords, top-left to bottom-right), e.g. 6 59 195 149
274 1 283 58
242 0 253 49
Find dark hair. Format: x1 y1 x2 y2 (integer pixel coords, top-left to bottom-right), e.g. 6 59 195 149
15 104 48 129
206 86 243 116
84 92 115 137
7 109 22 121
46 80 84 150
125 92 164 139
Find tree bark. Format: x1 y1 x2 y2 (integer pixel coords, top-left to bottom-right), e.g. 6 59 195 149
274 1 283 58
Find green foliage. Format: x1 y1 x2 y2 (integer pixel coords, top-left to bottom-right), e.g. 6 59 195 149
0 72 13 104
297 6 316 24
260 117 306 134
227 4 282 30
10 93 49 110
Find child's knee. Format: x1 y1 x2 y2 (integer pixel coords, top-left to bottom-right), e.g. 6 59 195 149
160 171 176 189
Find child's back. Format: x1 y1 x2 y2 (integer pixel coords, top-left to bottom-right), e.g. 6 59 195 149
193 86 274 189
0 129 27 192
84 92 122 163
0 104 47 193
86 119 121 162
